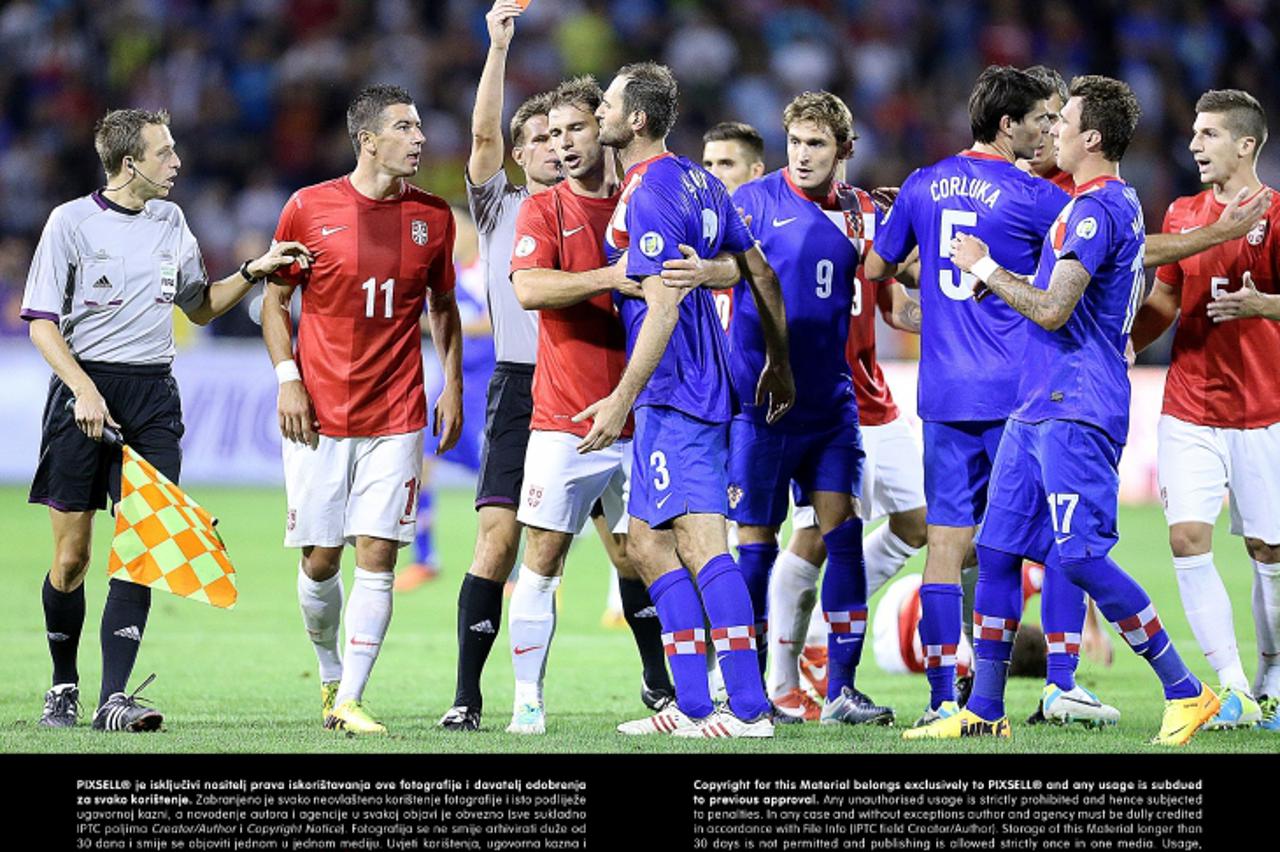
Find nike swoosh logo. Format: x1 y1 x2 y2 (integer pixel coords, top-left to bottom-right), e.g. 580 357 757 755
834 636 857 645
1179 226 1201 234
1055 535 1072 545
562 226 586 238
321 226 348 237
772 217 797 228
513 645 543 655
656 493 672 509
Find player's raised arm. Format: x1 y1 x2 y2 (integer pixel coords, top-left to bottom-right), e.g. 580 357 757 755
1144 186 1271 268
468 1 525 185
950 231 1086 331
184 241 312 326
659 244 741 290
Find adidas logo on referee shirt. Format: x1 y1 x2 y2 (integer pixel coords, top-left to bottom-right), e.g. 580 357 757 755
469 619 496 635
113 625 142 642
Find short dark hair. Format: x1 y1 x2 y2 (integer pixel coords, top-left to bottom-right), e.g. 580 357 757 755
1025 65 1069 104
94 108 170 177
1008 623 1048 679
617 62 679 140
347 84 415 155
510 92 553 146
1070 75 1141 162
548 75 603 117
1195 88 1268 158
703 121 765 163
968 65 1052 143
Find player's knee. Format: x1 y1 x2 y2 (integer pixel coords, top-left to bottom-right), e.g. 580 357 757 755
1168 523 1212 558
50 547 91 590
300 548 342 581
788 527 827 566
889 508 928 549
1245 538 1280 564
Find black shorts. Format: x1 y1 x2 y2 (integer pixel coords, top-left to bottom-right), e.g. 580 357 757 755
29 361 184 513
475 361 533 510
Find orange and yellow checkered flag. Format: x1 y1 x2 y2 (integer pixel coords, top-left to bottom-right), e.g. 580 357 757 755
107 446 237 609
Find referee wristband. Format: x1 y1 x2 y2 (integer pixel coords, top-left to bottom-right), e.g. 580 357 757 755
275 359 302 385
970 256 1000 284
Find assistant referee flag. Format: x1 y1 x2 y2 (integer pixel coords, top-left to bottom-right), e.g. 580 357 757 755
107 446 238 609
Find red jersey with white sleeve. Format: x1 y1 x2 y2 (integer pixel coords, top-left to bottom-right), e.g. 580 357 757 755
273 176 456 437
1156 186 1280 428
846 272 901 426
509 182 631 439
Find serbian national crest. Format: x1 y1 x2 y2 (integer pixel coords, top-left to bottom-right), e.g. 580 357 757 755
411 219 429 246
525 485 543 509
1246 218 1267 247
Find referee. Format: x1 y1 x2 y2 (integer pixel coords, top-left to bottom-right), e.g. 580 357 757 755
20 108 309 731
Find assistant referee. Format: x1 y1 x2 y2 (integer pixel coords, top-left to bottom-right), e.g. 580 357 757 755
20 108 310 732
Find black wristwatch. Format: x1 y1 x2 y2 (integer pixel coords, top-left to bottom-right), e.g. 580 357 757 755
239 260 261 283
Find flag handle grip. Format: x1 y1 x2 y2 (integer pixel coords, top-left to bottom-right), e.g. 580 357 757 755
63 398 124 447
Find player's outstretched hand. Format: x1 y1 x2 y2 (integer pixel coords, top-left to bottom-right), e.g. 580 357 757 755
1207 270 1274 323
251 241 314 277
73 386 120 442
607 252 644 299
868 186 900 213
572 393 629 454
1214 186 1271 240
487 0 524 50
433 382 463 455
660 244 709 288
756 357 795 424
278 380 320 449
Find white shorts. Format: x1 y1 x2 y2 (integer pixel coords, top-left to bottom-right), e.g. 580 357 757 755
282 431 424 548
517 430 631 536
1157 414 1280 543
793 416 926 530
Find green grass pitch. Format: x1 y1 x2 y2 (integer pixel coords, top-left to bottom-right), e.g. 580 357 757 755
0 485 1275 754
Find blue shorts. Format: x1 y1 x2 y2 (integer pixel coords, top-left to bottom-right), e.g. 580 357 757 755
922 419 1006 527
729 417 863 527
977 419 1121 563
629 405 729 529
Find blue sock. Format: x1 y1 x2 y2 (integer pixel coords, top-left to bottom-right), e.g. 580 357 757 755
967 545 1024 721
649 569 714 719
1060 555 1200 700
821 517 867 700
697 554 770 720
736 542 777 676
918 582 963 708
1041 549 1084 692
413 488 435 565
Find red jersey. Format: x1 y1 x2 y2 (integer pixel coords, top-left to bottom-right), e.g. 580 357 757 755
845 273 900 426
273 177 455 437
1043 166 1076 195
1157 187 1280 428
509 182 631 439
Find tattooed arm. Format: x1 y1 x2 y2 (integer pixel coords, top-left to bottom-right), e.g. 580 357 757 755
950 232 1089 332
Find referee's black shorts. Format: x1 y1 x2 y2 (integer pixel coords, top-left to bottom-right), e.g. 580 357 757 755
29 361 184 513
475 361 533 511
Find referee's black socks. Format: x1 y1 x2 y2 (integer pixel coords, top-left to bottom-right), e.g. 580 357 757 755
454 573 504 710
99 579 151 706
620 576 673 694
42 573 84 686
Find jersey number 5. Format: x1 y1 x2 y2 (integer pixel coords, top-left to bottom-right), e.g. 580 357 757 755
362 277 395 318
939 209 978 301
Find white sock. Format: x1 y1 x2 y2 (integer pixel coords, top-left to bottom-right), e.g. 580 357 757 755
509 567 559 707
1173 553 1247 691
336 568 393 705
864 523 921 598
606 567 622 612
766 550 821 697
297 564 344 683
1252 560 1280 698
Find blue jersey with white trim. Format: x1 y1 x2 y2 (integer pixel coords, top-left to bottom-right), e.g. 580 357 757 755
606 153 753 422
731 169 869 430
1013 176 1145 445
874 151 1069 422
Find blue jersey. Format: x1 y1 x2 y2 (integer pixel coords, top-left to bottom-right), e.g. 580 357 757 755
875 151 1069 422
731 169 870 431
606 153 753 423
1013 177 1146 445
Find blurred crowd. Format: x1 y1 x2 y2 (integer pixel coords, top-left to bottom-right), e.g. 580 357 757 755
1 0 1277 361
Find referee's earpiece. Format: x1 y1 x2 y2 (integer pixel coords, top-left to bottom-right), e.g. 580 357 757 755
127 158 136 173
